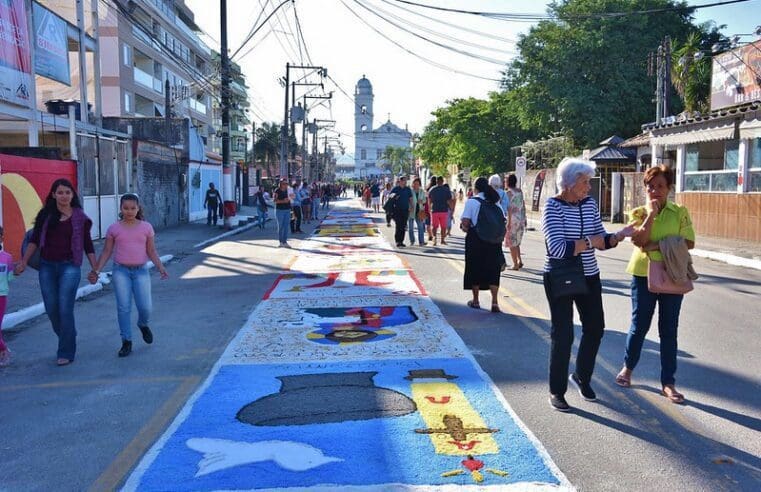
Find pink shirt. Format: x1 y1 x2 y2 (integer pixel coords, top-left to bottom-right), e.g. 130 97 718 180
106 220 155 266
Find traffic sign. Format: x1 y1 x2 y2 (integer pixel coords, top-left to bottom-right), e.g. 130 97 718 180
515 156 527 178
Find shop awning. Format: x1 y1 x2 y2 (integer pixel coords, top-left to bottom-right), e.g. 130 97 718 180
651 124 735 146
739 119 761 140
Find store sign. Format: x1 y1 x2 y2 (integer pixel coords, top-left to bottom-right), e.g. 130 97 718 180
0 0 32 106
33 2 70 85
710 40 761 111
531 169 546 212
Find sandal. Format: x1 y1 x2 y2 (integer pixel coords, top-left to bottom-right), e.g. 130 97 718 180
661 385 685 404
56 358 72 366
615 369 631 388
491 303 501 313
467 300 480 309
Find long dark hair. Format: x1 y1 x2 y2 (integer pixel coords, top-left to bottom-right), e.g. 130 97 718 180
507 174 518 188
33 179 82 233
474 176 499 204
426 176 437 191
120 193 145 220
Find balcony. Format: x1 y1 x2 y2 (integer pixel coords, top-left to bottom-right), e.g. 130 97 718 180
189 98 207 115
133 66 163 94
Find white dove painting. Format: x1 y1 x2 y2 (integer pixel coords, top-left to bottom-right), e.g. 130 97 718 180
186 438 343 477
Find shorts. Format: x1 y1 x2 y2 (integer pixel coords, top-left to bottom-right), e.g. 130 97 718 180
371 196 380 206
431 212 448 230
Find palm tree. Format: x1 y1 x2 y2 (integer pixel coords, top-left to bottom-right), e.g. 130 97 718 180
381 145 412 176
254 122 281 179
671 26 727 114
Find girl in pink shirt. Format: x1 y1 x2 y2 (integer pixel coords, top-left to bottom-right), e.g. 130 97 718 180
91 194 168 357
0 227 14 366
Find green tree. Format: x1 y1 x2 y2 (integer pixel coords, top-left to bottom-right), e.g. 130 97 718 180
381 145 412 175
671 23 727 113
503 0 697 148
254 122 281 179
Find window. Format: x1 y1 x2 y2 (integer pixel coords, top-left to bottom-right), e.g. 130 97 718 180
123 44 131 66
360 149 366 160
360 124 367 132
361 105 367 114
124 91 132 112
749 138 761 192
376 149 383 159
683 140 739 192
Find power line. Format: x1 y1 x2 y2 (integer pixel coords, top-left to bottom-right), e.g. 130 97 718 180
352 0 508 65
337 0 502 82
293 3 314 65
230 0 293 60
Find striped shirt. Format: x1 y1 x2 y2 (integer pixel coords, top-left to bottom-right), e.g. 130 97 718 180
542 196 607 276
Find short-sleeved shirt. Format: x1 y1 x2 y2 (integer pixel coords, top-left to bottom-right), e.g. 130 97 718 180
0 251 15 296
205 189 221 205
428 185 452 213
107 220 155 266
460 193 485 225
390 186 413 212
370 184 380 197
626 201 695 277
274 188 291 210
292 187 303 206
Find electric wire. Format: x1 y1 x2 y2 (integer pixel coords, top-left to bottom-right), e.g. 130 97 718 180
230 0 293 60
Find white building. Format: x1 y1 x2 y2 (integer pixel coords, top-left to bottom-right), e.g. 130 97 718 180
354 75 412 178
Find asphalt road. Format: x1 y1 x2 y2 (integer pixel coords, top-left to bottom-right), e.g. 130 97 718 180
383 206 761 491
1 199 759 491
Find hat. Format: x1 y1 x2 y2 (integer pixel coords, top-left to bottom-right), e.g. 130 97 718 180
398 175 407 180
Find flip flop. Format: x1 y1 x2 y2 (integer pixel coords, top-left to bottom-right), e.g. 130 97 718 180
615 372 631 388
467 300 480 309
661 385 685 404
56 358 72 366
491 303 501 313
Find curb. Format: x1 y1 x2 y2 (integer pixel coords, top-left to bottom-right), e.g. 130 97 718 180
193 217 271 249
1 254 174 332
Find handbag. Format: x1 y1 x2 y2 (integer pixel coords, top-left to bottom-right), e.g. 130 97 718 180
647 260 693 295
547 256 588 298
21 229 41 270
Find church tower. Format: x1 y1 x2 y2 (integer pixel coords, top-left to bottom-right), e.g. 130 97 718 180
354 75 373 136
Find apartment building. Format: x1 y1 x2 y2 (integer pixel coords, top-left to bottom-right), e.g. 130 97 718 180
210 51 251 165
99 0 214 144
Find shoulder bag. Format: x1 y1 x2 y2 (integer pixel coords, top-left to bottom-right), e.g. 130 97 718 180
647 259 693 295
546 198 588 298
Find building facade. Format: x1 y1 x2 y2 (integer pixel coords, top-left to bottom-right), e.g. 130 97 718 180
354 75 411 178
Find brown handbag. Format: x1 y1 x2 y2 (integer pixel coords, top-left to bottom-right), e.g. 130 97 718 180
647 260 693 295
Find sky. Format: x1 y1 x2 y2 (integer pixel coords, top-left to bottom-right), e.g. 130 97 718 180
184 0 761 153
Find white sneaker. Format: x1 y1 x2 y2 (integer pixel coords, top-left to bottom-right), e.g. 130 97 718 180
283 243 292 249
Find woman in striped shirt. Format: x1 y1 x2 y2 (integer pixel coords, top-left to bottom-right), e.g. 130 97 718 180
542 158 634 412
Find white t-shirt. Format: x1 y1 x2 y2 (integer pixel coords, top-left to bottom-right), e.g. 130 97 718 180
460 192 486 226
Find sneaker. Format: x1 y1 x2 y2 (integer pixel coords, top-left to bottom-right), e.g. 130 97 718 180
396 243 405 248
549 394 571 412
118 340 132 358
569 373 597 401
283 243 292 249
139 325 153 344
0 348 11 366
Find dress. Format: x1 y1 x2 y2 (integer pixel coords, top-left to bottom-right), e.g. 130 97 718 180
505 188 526 248
461 194 502 290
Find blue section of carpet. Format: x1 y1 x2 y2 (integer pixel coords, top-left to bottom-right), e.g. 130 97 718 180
137 358 560 490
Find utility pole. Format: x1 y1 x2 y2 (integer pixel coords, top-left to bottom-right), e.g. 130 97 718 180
280 63 290 180
655 43 663 126
302 95 308 182
220 0 235 228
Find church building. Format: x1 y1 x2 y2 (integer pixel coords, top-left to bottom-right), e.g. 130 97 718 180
354 75 412 178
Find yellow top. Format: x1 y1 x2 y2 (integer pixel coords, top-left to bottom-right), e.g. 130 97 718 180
626 201 696 277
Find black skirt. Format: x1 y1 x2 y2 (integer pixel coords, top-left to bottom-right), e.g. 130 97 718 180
463 229 502 290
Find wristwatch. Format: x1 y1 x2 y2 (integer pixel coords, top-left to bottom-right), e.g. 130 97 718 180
584 236 593 250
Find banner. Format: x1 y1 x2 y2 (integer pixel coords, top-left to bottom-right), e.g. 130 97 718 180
33 1 70 85
710 40 761 111
531 169 546 212
0 0 32 106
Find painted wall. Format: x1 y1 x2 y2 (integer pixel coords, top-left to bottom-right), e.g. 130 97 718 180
188 163 222 222
0 154 77 259
133 140 185 229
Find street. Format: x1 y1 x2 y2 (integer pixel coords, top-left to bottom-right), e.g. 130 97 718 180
1 198 759 491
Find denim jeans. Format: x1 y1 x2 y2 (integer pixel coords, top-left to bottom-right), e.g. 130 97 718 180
39 260 81 360
408 216 425 244
624 275 683 386
291 205 302 232
543 273 605 396
276 209 291 244
112 263 152 342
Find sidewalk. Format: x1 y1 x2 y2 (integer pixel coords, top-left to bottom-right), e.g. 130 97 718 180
1 205 265 331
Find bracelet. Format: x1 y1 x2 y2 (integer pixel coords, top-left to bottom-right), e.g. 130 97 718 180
584 236 593 249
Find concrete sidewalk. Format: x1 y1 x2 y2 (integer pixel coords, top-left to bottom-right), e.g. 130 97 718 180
1 205 267 331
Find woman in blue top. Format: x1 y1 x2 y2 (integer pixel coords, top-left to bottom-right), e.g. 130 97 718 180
542 158 634 412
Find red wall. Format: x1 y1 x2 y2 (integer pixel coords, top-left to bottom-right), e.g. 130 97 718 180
0 154 77 260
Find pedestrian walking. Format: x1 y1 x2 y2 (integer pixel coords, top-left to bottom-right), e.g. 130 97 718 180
408 178 427 246
425 176 437 242
505 174 527 270
254 187 268 229
301 182 312 225
428 176 452 246
0 227 15 367
460 177 505 313
311 183 320 221
203 183 222 226
274 180 292 248
389 176 413 247
381 182 393 227
542 158 634 411
615 165 696 404
15 179 98 366
291 181 303 234
88 194 168 358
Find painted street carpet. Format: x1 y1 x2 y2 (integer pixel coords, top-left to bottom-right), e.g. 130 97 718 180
124 204 572 491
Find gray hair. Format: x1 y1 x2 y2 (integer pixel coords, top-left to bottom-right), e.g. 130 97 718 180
488 174 502 188
556 158 596 191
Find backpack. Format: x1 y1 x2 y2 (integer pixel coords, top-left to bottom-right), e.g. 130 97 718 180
473 197 506 244
21 229 41 270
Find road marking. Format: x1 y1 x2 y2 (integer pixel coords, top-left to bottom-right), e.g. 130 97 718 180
89 376 201 492
0 376 189 392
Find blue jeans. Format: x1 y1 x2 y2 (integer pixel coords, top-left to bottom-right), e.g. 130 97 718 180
39 260 81 360
408 216 425 244
256 206 267 228
276 209 291 244
112 263 152 341
624 275 684 386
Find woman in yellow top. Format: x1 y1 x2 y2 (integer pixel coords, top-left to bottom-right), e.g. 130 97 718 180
615 165 695 404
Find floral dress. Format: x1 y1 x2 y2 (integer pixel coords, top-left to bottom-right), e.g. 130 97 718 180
504 188 526 247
